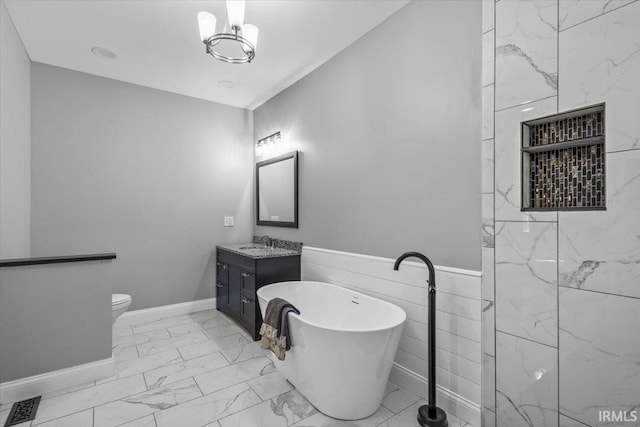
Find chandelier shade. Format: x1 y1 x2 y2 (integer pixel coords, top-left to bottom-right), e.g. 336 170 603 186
226 0 245 28
241 24 259 50
197 12 216 42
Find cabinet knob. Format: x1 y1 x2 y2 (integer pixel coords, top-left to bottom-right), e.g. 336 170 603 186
216 282 224 288
223 264 228 270
216 262 221 266
241 272 253 278
241 298 251 304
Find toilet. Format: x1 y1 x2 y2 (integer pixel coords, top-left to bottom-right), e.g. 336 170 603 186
112 294 132 324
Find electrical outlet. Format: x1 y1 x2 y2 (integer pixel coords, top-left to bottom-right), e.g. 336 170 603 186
224 216 234 227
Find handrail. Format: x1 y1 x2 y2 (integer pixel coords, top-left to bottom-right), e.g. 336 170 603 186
0 253 116 268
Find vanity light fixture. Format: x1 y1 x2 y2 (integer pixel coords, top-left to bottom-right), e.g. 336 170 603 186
197 0 259 64
256 131 282 156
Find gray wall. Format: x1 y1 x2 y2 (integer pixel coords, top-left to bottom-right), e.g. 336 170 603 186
0 0 31 258
0 260 112 383
254 0 482 270
31 64 254 310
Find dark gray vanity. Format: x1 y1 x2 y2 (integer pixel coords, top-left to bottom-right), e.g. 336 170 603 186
216 240 301 340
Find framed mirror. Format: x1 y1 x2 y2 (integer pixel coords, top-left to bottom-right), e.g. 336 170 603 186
256 151 298 228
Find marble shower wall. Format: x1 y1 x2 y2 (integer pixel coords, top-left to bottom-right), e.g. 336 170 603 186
481 1 640 426
480 2 495 426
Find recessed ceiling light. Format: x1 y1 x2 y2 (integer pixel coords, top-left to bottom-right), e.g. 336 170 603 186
218 80 234 89
91 47 117 59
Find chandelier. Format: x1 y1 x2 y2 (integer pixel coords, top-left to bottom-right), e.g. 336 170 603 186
197 0 259 64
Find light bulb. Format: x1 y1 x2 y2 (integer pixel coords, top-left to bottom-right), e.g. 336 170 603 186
197 12 216 42
226 0 245 28
242 24 259 49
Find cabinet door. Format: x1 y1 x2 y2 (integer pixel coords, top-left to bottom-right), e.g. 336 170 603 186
239 291 256 330
216 262 229 309
239 270 256 330
227 265 242 315
240 270 255 295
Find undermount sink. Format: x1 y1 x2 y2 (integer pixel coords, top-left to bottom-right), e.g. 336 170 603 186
239 245 268 250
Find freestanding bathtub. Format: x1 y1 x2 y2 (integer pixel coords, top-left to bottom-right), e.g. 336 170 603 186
257 281 407 420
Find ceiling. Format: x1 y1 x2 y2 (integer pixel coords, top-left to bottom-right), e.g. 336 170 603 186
5 0 410 110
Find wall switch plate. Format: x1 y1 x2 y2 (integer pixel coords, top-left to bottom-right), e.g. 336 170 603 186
224 216 234 227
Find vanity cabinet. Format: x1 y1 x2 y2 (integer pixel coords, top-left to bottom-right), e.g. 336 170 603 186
216 247 301 340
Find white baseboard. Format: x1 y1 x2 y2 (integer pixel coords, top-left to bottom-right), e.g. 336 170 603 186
390 363 481 427
0 357 114 404
118 297 216 326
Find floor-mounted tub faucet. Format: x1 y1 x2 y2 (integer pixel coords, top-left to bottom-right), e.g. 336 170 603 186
394 251 448 427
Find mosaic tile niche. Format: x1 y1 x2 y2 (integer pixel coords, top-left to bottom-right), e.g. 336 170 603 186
521 104 605 211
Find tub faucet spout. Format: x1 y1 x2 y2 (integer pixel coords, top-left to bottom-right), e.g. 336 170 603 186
394 252 448 427
393 252 436 294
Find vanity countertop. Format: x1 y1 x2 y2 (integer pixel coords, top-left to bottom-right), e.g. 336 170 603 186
217 243 301 259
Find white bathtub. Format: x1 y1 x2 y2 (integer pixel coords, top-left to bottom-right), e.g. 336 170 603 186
257 281 406 420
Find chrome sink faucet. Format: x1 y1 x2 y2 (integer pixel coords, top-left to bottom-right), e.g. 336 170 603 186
259 235 273 248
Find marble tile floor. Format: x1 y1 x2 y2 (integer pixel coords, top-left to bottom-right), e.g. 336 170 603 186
0 309 474 427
